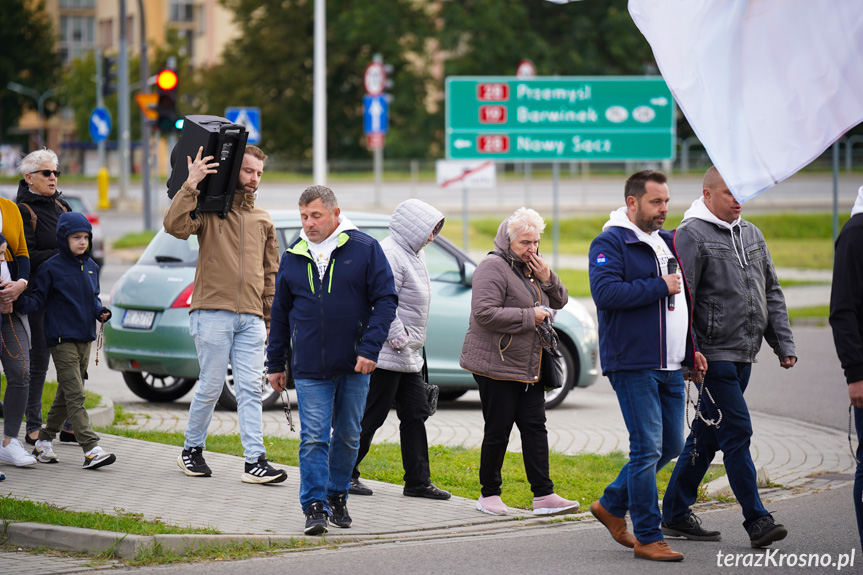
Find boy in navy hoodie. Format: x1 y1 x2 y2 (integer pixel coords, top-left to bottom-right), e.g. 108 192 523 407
14 212 115 469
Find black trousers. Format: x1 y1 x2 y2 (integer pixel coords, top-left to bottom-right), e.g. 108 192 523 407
352 368 431 488
474 374 554 498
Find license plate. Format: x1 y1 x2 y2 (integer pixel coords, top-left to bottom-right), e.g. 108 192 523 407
122 309 155 329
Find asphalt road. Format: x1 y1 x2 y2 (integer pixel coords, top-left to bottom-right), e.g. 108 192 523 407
102 485 859 575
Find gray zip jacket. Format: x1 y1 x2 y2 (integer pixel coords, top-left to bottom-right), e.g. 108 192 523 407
674 198 795 363
376 199 445 373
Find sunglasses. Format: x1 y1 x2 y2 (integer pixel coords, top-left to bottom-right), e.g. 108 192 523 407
29 169 61 178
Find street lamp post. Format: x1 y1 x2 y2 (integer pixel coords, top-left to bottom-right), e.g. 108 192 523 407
6 82 57 148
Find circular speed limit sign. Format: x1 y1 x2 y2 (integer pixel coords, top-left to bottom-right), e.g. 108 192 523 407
364 62 386 96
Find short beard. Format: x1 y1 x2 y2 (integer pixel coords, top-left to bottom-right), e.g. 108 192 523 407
634 209 663 233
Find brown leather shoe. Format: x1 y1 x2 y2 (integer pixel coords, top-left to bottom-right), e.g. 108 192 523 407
590 501 637 548
634 540 684 562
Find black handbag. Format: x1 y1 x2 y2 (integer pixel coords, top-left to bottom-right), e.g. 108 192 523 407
421 347 439 416
538 324 564 392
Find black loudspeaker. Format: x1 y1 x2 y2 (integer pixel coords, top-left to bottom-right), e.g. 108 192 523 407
166 115 249 219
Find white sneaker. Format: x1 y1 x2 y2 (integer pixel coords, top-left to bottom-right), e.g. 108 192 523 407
0 438 37 467
33 440 59 464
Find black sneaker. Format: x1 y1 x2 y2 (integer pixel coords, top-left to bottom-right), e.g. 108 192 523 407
749 515 787 548
59 430 78 444
242 454 287 484
304 501 329 535
328 494 352 528
177 446 212 477
662 513 721 541
403 483 452 500
349 477 373 496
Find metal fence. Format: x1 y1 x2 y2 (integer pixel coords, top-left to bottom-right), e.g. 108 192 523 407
264 135 863 179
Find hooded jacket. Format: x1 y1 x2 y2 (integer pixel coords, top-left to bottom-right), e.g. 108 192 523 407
460 217 568 383
163 182 279 327
589 211 697 374
14 212 108 346
265 224 398 379
376 199 445 373
16 179 71 272
675 197 795 362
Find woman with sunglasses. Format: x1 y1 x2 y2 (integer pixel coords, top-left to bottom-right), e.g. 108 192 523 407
12 150 71 448
0 157 36 468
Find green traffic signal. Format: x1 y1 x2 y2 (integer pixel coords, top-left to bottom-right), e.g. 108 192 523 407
175 118 185 130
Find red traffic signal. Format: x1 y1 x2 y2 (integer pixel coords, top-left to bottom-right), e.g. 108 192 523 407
156 69 178 91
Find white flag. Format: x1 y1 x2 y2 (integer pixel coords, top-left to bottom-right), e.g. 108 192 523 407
629 0 863 202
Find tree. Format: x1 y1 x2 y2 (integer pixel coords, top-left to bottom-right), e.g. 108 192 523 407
0 0 61 144
190 0 436 160
58 30 190 143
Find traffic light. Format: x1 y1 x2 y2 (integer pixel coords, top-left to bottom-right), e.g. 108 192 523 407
156 68 179 132
102 56 117 97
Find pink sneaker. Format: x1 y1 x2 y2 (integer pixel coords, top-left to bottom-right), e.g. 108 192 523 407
533 493 580 516
476 495 508 515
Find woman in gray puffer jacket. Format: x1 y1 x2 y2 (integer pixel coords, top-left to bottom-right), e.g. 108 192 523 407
349 199 451 500
461 207 579 517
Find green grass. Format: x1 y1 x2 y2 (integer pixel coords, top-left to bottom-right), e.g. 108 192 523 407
0 378 100 422
122 538 333 566
452 212 841 270
0 497 217 535
112 230 157 249
788 305 831 326
556 268 591 298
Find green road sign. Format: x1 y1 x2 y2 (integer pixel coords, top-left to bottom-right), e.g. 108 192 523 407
445 77 676 161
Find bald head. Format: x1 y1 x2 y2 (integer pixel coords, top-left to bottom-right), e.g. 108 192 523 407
702 166 742 224
702 165 726 192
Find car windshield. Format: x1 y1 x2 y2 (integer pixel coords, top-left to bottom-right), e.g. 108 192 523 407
137 230 201 265
63 196 85 212
138 224 468 283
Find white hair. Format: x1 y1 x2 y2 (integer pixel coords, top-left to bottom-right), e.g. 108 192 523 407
19 149 59 174
506 207 546 242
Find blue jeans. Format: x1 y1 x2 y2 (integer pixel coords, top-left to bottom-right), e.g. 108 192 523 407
295 373 370 513
185 310 266 463
601 369 685 544
663 361 768 532
854 405 862 550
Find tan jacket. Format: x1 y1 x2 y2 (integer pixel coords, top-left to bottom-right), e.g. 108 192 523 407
459 217 568 383
163 182 279 326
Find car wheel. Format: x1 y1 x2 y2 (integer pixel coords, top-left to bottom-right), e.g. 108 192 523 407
122 371 197 402
544 342 576 410
217 364 280 411
437 389 468 402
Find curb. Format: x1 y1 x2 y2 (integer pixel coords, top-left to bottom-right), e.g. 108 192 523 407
89 397 115 428
2 511 589 559
703 466 770 499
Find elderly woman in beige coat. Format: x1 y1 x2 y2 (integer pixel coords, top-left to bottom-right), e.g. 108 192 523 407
460 207 579 517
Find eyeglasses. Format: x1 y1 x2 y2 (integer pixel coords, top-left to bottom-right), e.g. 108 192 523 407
29 170 61 178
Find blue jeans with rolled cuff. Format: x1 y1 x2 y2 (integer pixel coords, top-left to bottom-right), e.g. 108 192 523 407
601 369 685 545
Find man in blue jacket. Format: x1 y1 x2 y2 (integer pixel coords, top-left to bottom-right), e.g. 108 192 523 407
588 170 705 562
267 185 397 536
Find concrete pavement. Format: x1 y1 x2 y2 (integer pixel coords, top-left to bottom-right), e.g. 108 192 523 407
0 367 856 561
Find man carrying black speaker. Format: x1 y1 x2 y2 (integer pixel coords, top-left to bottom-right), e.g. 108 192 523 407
164 145 287 484
661 166 796 548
